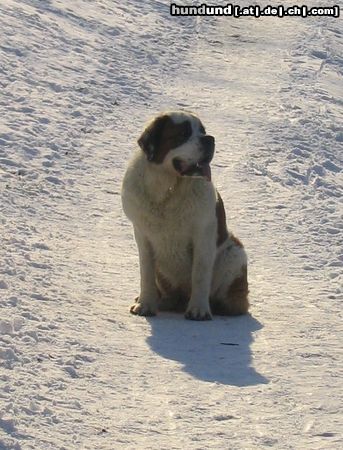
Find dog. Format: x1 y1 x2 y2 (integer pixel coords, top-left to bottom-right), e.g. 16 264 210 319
121 111 249 320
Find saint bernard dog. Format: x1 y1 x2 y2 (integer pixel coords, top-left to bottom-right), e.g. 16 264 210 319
121 111 249 320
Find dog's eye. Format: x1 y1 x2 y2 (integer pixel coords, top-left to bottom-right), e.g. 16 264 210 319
199 125 206 134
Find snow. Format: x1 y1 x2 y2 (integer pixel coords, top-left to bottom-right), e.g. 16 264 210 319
0 0 342 449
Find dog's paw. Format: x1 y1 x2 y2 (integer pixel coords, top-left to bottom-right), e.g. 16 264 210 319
185 305 212 321
130 301 157 317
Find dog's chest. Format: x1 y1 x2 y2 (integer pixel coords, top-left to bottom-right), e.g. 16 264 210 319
147 201 194 280
140 194 194 244
130 185 195 263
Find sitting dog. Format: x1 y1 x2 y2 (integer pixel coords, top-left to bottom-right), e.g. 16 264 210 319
121 111 249 320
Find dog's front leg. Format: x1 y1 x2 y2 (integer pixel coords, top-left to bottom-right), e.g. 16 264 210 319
185 225 216 321
130 228 159 316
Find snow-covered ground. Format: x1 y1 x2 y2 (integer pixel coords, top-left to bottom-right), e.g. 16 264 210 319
0 1 342 449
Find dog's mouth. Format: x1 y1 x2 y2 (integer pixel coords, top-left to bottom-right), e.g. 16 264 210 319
173 158 212 181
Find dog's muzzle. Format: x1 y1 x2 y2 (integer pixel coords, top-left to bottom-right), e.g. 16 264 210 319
173 135 215 181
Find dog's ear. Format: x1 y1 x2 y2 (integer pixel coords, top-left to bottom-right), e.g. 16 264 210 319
138 115 169 163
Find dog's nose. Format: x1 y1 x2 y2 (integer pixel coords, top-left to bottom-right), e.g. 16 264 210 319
200 135 215 156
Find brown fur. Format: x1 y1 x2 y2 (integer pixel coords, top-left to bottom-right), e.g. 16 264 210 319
216 192 229 246
156 270 188 312
229 233 244 248
156 263 249 316
159 117 192 159
211 265 249 315
138 115 192 164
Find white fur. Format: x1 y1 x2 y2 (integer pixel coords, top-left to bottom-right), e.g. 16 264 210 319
121 112 247 319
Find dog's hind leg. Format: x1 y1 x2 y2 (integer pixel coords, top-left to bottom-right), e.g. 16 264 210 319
210 239 249 316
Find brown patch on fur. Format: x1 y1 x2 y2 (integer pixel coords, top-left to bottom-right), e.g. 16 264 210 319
211 265 249 316
216 192 229 246
155 270 188 312
138 115 192 164
229 232 244 248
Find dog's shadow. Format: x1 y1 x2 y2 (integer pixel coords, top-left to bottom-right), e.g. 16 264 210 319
147 314 268 386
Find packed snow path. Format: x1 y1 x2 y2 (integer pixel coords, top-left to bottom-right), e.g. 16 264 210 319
0 1 342 449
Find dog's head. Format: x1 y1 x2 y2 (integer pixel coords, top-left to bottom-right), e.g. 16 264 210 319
138 111 215 179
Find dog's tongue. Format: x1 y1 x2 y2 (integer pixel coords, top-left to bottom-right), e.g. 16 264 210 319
199 163 211 181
